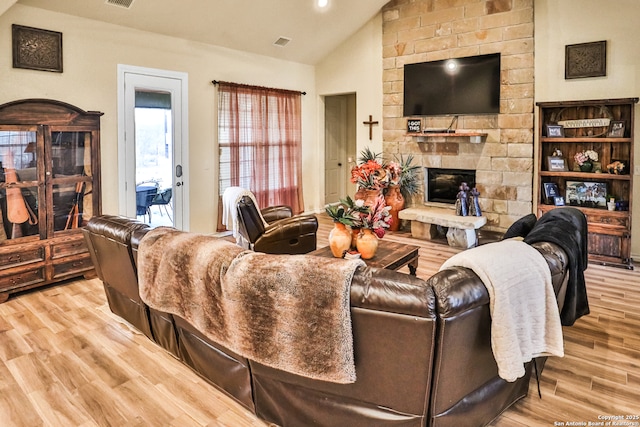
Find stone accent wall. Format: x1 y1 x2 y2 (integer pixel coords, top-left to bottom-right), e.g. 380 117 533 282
381 0 534 230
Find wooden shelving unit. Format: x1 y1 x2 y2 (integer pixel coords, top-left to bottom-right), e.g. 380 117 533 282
407 131 487 143
536 97 638 269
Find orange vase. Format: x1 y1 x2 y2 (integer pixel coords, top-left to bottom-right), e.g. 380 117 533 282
384 185 405 232
354 188 381 206
356 228 379 260
329 222 352 258
351 227 361 251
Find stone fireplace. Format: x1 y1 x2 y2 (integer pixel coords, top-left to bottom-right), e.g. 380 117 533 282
381 0 535 231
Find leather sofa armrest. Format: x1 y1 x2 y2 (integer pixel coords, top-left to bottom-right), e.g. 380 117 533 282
261 205 293 223
256 215 317 240
350 266 436 318
427 267 489 319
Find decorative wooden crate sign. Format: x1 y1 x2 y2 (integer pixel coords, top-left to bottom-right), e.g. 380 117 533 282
558 118 611 128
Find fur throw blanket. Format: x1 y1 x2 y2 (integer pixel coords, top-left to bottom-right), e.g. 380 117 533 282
440 239 564 382
138 227 364 383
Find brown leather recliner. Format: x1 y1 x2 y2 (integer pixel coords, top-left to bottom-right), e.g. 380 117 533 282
236 196 318 254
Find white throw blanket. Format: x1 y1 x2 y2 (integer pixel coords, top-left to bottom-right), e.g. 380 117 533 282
221 186 267 248
439 239 564 382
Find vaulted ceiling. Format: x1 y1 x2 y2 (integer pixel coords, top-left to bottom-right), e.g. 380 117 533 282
15 0 390 64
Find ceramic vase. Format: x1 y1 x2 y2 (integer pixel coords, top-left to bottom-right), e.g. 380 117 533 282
329 222 351 258
580 161 593 172
354 188 381 206
351 227 361 251
356 228 379 260
384 185 404 232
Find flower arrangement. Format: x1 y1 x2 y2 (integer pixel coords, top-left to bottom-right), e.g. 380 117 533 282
324 195 369 226
350 159 389 190
350 148 411 192
357 194 392 238
325 195 392 238
574 149 598 166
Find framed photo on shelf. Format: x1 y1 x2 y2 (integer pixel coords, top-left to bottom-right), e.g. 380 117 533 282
566 181 607 208
543 182 560 204
547 156 568 171
554 196 565 206
407 119 422 133
608 121 625 137
545 124 564 137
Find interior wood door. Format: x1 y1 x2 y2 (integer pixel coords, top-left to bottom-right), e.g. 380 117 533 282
324 95 348 205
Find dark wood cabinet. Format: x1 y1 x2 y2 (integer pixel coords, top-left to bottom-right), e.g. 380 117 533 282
536 98 637 269
0 99 102 301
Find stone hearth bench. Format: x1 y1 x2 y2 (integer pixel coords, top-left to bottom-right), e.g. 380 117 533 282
399 207 487 248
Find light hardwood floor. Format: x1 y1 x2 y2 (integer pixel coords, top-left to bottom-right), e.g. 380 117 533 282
1 215 639 426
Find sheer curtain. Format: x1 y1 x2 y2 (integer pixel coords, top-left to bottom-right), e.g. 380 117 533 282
217 82 304 230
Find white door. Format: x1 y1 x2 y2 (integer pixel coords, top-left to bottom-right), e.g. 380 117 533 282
117 65 189 230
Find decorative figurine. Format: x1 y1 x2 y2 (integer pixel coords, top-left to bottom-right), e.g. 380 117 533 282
455 182 470 216
469 187 482 216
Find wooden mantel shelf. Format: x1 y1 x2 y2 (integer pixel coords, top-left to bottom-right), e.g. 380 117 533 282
407 131 487 143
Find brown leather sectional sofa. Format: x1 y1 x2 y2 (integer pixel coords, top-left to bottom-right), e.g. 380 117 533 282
83 214 570 427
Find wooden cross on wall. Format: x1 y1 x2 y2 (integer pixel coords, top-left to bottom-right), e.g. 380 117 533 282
363 115 379 140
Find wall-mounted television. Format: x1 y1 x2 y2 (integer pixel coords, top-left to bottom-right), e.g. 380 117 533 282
403 53 501 117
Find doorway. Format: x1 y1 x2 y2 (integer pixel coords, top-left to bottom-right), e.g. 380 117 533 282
117 65 189 230
324 93 356 205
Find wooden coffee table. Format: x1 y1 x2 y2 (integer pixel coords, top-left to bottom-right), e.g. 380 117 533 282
311 240 419 276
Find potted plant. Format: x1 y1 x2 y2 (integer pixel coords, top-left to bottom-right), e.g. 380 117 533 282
396 154 421 202
382 154 420 231
355 194 392 259
325 196 367 258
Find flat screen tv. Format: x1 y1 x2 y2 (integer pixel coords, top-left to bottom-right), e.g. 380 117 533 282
403 53 501 117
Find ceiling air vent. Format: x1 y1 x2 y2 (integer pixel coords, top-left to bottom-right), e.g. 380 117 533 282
273 37 291 48
105 0 135 9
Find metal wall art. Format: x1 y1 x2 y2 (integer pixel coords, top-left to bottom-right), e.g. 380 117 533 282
565 40 606 79
12 24 63 73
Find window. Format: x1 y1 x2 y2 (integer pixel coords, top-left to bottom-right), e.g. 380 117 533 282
217 82 304 220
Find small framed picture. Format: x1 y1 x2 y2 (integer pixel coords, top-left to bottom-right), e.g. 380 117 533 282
543 182 560 204
407 119 422 133
545 124 564 137
566 181 607 208
608 121 625 137
554 196 565 206
547 156 568 171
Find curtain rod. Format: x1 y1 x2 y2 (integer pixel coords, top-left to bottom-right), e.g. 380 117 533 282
212 80 306 96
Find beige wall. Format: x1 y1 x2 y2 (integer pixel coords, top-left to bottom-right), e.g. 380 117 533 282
0 4 317 233
534 0 640 257
315 13 384 201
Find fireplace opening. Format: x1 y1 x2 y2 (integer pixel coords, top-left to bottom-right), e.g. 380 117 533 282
425 168 476 204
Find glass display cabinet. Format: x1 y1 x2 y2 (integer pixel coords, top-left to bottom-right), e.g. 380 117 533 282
0 99 102 302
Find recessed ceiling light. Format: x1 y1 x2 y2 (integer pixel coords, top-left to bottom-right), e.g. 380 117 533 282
318 0 328 8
